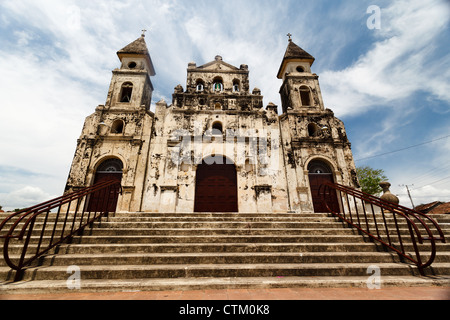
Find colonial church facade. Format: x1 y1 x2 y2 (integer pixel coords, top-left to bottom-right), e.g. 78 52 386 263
64 34 359 214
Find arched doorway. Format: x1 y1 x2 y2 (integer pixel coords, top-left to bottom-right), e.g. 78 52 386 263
194 156 238 212
87 158 123 212
308 160 340 213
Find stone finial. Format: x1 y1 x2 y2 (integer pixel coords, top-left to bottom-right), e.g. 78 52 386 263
174 84 183 93
252 88 261 95
379 181 399 205
266 102 278 113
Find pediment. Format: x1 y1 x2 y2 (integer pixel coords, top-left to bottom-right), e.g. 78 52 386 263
197 59 239 72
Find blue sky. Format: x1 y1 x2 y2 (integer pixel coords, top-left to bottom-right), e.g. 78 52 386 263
0 0 449 211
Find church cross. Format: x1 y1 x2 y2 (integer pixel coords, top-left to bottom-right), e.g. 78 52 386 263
141 29 147 37
287 33 292 41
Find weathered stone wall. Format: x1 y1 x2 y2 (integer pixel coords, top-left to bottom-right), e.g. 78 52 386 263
64 105 154 212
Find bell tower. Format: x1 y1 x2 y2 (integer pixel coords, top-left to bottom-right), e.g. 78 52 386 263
277 36 325 113
65 32 156 213
278 36 359 213
105 31 156 110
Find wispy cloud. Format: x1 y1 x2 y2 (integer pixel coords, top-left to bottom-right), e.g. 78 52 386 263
320 0 450 117
0 0 448 210
0 186 57 210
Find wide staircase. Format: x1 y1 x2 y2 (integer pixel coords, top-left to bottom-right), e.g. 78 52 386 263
1 209 449 294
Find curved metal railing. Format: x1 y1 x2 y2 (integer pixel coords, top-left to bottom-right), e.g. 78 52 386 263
318 181 446 275
0 180 122 281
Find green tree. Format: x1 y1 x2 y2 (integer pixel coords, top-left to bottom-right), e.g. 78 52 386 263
356 166 388 196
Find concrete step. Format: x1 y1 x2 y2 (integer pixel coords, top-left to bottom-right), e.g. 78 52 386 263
1 227 360 237
8 262 430 282
1 211 446 220
13 251 403 266
14 234 368 245
3 242 383 255
2 275 449 295
3 213 446 229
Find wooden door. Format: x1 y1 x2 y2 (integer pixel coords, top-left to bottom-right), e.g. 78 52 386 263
309 173 340 213
194 160 238 212
87 172 122 212
87 159 123 213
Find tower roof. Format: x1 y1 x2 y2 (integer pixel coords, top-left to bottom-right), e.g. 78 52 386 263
283 40 315 61
117 33 155 76
117 35 149 56
277 39 315 79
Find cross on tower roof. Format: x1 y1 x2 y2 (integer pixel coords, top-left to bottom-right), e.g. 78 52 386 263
287 33 292 41
141 29 147 37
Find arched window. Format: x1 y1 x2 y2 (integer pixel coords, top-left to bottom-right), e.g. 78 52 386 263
232 80 240 92
196 79 204 92
299 86 311 106
212 121 223 134
307 160 332 174
111 119 125 134
96 158 124 173
212 77 224 92
120 82 133 103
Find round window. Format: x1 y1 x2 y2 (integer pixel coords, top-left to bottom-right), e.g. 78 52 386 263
296 66 304 72
128 61 137 69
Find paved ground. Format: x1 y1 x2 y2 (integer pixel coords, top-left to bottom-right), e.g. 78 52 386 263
1 286 449 300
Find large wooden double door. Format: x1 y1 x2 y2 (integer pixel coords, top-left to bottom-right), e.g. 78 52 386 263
194 158 238 212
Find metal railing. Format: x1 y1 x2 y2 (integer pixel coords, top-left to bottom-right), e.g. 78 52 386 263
318 181 446 275
0 180 122 281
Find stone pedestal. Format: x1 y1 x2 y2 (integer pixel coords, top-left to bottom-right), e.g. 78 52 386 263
379 181 399 205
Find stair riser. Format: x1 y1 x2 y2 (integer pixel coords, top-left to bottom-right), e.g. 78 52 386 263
3 228 359 237
4 228 446 243
9 237 449 249
4 252 450 268
30 254 401 266
14 266 426 281
4 243 381 255
10 235 367 245
6 219 446 232
2 212 448 222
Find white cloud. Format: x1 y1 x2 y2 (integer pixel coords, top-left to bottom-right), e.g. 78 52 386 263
0 186 57 211
320 0 450 117
393 184 450 208
0 0 448 211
